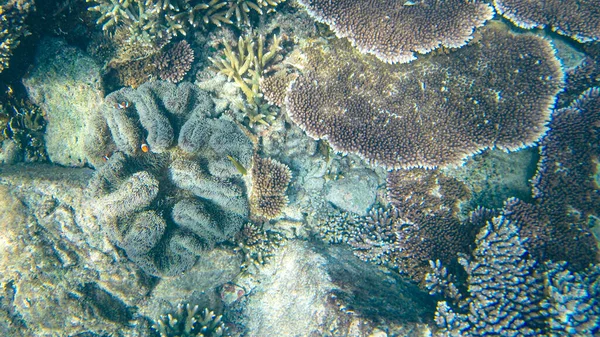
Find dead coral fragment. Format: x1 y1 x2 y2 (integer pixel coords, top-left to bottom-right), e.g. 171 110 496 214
285 24 564 169
250 154 291 219
493 0 600 42
298 0 493 63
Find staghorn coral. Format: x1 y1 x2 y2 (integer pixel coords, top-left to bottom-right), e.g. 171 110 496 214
430 216 600 336
493 0 600 43
87 0 286 38
249 154 291 219
156 40 195 83
297 0 493 64
0 0 33 73
209 33 283 127
285 24 564 169
224 0 285 27
152 303 228 337
209 33 282 103
88 81 253 276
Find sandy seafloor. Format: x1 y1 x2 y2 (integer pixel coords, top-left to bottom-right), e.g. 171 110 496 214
0 1 599 336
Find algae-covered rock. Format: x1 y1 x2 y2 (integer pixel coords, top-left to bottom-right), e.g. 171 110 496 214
235 241 434 336
23 37 104 167
0 164 154 336
325 168 379 216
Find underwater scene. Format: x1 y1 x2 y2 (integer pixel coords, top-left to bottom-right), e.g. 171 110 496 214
0 0 599 336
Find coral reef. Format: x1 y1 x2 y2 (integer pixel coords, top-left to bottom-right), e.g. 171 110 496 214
249 154 292 219
87 0 287 38
156 40 195 83
284 24 563 169
0 0 33 73
319 168 480 283
493 0 600 42
88 80 253 276
430 216 600 336
297 0 493 64
209 33 283 127
503 87 600 271
153 303 227 337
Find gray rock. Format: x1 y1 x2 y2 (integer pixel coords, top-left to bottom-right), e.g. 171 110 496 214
236 241 434 336
325 169 379 215
23 38 104 167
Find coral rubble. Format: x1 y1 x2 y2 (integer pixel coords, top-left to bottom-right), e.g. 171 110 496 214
494 0 600 42
284 24 564 169
88 81 253 276
297 0 493 63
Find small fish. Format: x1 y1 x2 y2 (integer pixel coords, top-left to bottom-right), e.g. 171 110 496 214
227 155 247 175
114 101 130 109
140 143 150 153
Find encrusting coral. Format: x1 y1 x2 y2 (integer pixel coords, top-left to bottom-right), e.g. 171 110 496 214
88 81 254 276
493 0 600 42
152 303 228 337
284 23 563 169
297 0 494 63
249 154 291 219
0 0 34 73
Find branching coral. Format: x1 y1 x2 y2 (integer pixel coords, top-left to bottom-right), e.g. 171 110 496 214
249 154 291 219
153 303 228 337
429 216 600 336
235 221 286 270
87 0 287 37
209 33 283 127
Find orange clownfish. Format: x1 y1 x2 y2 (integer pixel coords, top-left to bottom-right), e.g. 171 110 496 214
141 143 150 153
114 101 130 109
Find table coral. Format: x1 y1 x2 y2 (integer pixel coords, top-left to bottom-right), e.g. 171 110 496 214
297 0 493 64
88 81 254 276
493 0 600 42
503 87 600 271
285 23 563 169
